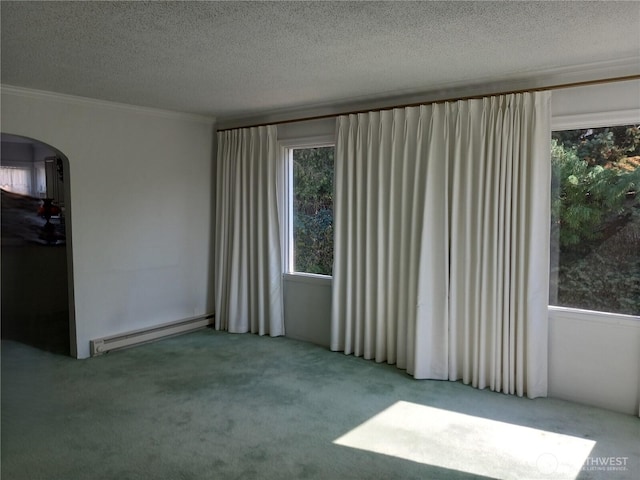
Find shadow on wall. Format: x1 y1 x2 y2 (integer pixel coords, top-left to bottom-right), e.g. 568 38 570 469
1 133 73 356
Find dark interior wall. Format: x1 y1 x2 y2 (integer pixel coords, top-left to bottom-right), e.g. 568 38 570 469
1 141 33 164
1 244 70 354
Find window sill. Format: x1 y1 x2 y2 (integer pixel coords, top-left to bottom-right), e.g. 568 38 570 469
549 305 640 328
283 272 332 287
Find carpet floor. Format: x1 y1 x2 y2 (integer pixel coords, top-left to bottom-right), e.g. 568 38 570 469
2 329 638 480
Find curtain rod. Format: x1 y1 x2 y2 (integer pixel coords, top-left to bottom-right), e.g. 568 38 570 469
217 74 640 132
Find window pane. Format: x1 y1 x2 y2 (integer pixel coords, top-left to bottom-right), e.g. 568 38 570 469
292 146 334 275
0 166 32 196
550 124 640 316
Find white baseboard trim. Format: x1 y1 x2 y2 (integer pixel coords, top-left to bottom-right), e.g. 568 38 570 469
90 313 215 356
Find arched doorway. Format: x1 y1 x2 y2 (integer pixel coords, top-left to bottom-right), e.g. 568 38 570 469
1 133 76 356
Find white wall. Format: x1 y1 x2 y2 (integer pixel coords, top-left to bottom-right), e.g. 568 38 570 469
549 308 639 415
551 78 640 127
283 274 332 346
280 80 640 415
1 86 215 358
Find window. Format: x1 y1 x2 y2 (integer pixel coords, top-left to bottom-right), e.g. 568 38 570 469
0 164 46 197
0 166 32 196
284 142 334 276
550 124 640 316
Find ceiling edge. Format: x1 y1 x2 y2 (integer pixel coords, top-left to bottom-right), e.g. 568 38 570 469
0 84 217 125
217 56 640 130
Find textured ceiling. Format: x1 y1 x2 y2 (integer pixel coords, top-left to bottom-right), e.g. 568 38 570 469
1 1 639 122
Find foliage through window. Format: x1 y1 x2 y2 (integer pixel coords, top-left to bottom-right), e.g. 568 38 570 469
291 146 334 275
550 124 640 316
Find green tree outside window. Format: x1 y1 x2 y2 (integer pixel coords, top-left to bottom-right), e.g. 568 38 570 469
292 146 334 275
550 124 640 315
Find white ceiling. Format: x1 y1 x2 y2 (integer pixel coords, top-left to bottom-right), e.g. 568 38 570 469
1 1 639 123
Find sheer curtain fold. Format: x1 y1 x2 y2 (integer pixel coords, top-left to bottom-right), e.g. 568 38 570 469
332 92 551 398
214 125 284 337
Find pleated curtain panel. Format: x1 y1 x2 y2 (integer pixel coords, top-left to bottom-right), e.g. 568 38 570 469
214 125 285 337
331 92 551 398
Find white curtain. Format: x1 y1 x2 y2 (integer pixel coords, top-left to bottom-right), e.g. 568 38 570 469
331 92 551 398
214 125 285 336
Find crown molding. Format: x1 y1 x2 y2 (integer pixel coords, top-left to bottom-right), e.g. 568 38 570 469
0 84 216 125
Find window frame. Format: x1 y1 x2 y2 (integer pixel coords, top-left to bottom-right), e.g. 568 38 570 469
279 135 335 281
549 111 640 322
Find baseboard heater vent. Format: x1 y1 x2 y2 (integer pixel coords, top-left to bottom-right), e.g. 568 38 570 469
90 313 215 356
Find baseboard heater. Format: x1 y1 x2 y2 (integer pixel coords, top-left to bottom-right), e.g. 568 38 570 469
90 313 215 356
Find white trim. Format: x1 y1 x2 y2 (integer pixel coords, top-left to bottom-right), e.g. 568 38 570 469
1 84 216 124
281 145 294 274
89 313 215 356
552 109 640 131
283 272 332 286
280 138 336 276
549 306 640 328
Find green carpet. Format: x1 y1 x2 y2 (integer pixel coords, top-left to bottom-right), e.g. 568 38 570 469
2 329 638 479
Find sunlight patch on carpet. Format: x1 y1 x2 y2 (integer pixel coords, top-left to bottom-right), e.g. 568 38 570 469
333 401 595 479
